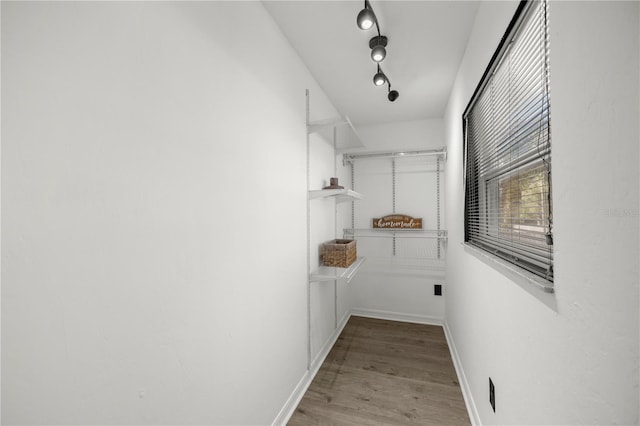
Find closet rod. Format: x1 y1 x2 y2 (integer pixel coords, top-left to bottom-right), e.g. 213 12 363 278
343 148 446 165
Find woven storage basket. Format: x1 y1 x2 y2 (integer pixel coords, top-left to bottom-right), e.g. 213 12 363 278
322 239 357 268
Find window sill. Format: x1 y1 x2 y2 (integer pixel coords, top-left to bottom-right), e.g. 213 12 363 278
462 243 557 312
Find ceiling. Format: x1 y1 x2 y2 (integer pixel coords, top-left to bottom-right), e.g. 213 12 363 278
263 1 480 126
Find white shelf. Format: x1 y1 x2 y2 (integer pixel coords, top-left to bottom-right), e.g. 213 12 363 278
309 257 367 283
344 228 448 240
354 256 445 280
309 189 363 203
343 147 447 165
307 116 363 151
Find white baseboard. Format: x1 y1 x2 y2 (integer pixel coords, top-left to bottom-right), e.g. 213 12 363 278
350 307 444 326
309 311 351 374
271 369 312 426
271 311 351 426
443 321 481 426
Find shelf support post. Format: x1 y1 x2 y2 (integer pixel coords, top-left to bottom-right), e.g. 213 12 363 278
437 156 441 260
305 89 312 370
392 158 397 256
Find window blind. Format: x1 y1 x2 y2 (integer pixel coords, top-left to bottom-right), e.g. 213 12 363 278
463 0 553 283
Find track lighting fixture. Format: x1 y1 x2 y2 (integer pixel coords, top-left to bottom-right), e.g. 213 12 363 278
356 1 399 102
373 64 387 86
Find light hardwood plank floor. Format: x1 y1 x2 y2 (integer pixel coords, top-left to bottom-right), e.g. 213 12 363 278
288 316 470 426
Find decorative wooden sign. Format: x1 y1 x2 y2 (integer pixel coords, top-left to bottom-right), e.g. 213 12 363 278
372 214 423 229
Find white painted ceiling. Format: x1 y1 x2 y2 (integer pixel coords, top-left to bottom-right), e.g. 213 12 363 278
263 1 480 126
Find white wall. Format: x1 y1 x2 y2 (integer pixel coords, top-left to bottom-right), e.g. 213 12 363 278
345 119 448 323
353 118 443 152
444 1 639 425
1 2 340 424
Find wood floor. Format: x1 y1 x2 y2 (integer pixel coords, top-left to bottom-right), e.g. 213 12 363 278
288 316 470 425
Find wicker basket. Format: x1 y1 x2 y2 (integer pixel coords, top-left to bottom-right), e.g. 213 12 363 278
322 239 357 268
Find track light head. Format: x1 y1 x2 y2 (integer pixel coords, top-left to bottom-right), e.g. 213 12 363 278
387 80 400 102
357 7 376 30
373 72 387 86
371 45 386 62
369 35 387 62
387 83 399 101
373 64 387 86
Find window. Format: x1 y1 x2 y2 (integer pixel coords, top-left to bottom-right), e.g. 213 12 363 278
463 0 553 283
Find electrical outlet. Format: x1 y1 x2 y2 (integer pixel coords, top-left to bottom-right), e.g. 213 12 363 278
434 284 442 296
489 378 495 412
